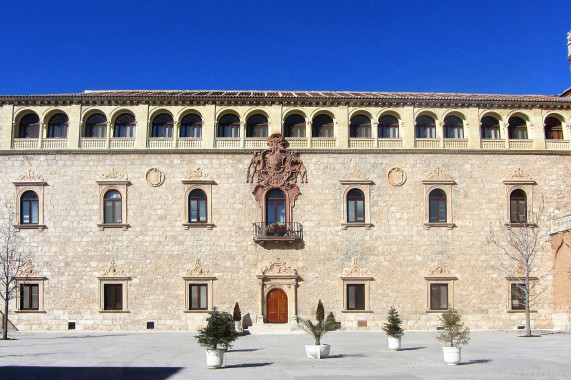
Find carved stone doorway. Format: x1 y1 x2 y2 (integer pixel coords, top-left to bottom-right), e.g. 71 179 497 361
267 288 288 323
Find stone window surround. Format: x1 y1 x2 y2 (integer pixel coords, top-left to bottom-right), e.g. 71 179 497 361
506 276 538 313
183 276 216 312
13 181 47 230
424 276 457 312
96 180 130 230
98 276 130 313
15 276 47 313
503 183 536 228
339 276 374 313
340 179 373 229
422 180 455 229
182 178 215 230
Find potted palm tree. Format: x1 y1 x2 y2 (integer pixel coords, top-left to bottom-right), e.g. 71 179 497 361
382 306 404 350
299 300 336 359
436 308 470 365
232 302 242 332
195 308 238 368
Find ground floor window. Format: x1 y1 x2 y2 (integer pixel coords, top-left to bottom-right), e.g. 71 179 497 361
104 284 123 310
430 283 448 310
20 284 39 310
346 284 365 310
189 284 208 310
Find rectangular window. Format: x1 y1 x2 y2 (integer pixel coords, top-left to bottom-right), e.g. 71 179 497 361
430 284 448 310
511 283 526 310
189 284 207 310
346 284 365 310
104 284 123 310
20 284 39 310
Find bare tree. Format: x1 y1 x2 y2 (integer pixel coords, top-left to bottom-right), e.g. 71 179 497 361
0 210 32 340
487 201 551 337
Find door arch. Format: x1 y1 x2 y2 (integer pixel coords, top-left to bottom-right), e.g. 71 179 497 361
266 288 288 323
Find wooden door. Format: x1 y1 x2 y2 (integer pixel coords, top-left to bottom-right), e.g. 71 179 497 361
267 289 288 323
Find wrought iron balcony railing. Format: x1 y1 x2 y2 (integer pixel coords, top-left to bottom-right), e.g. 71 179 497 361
253 222 303 244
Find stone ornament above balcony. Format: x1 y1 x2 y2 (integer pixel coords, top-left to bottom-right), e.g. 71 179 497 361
261 258 298 276
145 168 165 187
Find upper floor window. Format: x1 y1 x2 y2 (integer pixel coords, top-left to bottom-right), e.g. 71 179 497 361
246 114 268 137
347 188 365 222
429 189 446 223
544 117 563 140
378 115 399 138
266 189 286 224
218 114 240 137
349 115 371 138
180 113 202 138
415 115 436 138
151 113 173 137
284 114 306 137
18 113 40 138
481 116 500 139
20 190 39 224
47 113 69 138
189 189 207 223
509 189 527 224
312 114 334 137
85 113 107 138
508 117 528 139
443 116 464 139
113 114 136 138
103 190 122 224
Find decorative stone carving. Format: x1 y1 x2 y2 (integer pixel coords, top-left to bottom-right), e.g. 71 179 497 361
17 260 41 277
261 258 298 276
509 265 526 277
387 167 407 186
426 167 453 181
16 169 43 182
343 257 368 276
342 167 369 181
428 258 451 276
100 168 127 181
185 168 211 180
145 168 165 187
247 134 307 189
102 259 126 277
506 168 532 181
186 259 210 276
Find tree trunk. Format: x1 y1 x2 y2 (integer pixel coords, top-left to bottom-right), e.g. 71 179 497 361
524 276 531 337
2 283 9 340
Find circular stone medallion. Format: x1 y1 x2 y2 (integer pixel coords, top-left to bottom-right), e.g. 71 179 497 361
146 168 165 187
387 167 406 186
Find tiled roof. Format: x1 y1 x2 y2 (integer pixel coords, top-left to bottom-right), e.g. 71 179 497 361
2 90 571 103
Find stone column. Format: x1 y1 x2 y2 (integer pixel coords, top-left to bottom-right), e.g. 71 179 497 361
336 105 349 148
401 106 415 149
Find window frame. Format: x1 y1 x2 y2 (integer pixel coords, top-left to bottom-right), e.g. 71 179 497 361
424 276 456 312
180 113 203 138
183 272 215 313
340 178 373 229
188 283 208 310
217 114 240 138
13 179 47 230
507 116 529 140
544 116 563 140
415 115 437 138
346 188 365 223
481 116 501 139
150 113 174 138
15 276 46 313
246 114 269 138
349 115 371 138
284 114 306 138
340 276 374 313
98 278 130 313
113 113 137 138
182 175 215 230
509 189 527 224
378 115 400 138
312 114 335 138
46 113 69 139
506 277 538 313
503 170 535 228
428 189 447 223
443 116 464 139
84 113 108 138
17 113 41 139
96 177 130 230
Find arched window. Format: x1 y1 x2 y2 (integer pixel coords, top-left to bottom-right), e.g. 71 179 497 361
415 115 436 138
378 115 399 138
20 190 39 224
151 113 173 137
510 189 527 223
481 116 500 139
246 114 268 137
47 113 69 138
103 190 122 224
347 189 365 222
429 189 446 223
18 113 40 138
284 114 306 137
180 113 202 138
85 113 107 138
349 115 371 138
189 189 207 223
218 114 240 137
443 116 464 139
266 189 285 224
312 114 334 137
113 114 136 138
544 117 563 140
508 117 528 139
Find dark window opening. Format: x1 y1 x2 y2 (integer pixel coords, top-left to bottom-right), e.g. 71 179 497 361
349 115 371 138
510 189 527 223
180 114 202 138
20 190 39 224
103 190 122 224
85 113 107 138
189 189 207 223
511 283 526 310
347 188 365 222
481 116 500 139
113 114 136 138
443 116 464 139
18 113 40 138
312 114 334 137
378 115 399 138
415 115 436 138
151 113 174 137
430 284 448 310
508 117 528 139
103 284 123 310
218 114 240 137
284 114 306 137
266 189 286 224
347 284 365 310
544 117 563 140
189 284 208 310
429 189 446 223
246 114 268 137
20 284 39 310
47 113 69 138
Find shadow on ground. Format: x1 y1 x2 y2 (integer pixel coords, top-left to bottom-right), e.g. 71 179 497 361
459 359 491 365
223 362 273 368
0 366 182 380
398 347 425 351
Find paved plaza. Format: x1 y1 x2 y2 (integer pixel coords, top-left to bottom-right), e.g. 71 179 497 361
0 330 570 379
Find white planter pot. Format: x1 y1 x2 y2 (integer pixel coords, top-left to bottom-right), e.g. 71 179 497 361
234 320 242 332
206 349 225 368
442 346 461 365
387 336 401 350
305 344 331 359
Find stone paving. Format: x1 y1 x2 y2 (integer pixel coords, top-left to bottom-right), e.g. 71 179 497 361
0 330 570 379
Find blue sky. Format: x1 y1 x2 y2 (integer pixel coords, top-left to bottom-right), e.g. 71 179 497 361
1 0 570 95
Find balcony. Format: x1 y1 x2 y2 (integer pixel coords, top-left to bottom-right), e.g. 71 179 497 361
552 213 571 234
253 222 303 244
